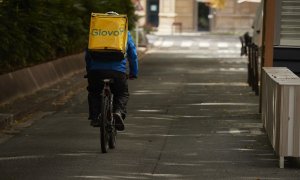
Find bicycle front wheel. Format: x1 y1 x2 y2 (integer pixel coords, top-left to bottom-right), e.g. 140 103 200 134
108 123 117 149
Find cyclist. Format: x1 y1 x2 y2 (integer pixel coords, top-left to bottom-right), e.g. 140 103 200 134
85 11 138 131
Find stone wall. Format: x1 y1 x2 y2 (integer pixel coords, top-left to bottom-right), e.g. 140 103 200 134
0 53 85 105
212 1 259 33
175 0 195 32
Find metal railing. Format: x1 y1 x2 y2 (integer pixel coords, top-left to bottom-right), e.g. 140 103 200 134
240 33 260 95
247 44 260 95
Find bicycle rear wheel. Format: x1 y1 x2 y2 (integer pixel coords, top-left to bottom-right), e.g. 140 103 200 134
100 96 109 153
108 95 117 149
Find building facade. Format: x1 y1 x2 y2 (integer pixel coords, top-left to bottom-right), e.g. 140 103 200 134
134 0 259 34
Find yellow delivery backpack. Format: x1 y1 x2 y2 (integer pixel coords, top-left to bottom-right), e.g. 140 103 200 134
88 13 128 61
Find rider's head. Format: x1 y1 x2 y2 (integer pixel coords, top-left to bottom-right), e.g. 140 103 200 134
106 11 119 15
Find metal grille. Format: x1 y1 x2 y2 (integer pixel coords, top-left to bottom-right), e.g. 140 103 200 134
280 0 300 46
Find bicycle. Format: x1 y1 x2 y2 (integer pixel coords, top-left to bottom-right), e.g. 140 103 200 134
98 79 117 153
85 74 132 153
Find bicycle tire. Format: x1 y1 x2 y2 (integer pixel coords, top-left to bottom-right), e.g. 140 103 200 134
108 130 116 149
108 95 117 149
100 95 109 153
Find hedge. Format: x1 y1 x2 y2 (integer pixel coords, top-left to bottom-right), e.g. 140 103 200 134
0 0 136 74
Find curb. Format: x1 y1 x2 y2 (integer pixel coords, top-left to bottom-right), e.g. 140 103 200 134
0 53 85 106
0 48 147 130
0 71 86 130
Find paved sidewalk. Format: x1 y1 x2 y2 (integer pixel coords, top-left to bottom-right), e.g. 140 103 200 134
124 47 300 178
0 36 299 179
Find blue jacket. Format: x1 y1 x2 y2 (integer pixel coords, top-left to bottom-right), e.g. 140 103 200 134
85 32 138 77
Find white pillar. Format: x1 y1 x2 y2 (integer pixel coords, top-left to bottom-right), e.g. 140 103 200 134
157 0 176 34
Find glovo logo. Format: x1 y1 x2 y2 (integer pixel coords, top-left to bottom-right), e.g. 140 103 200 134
91 28 125 36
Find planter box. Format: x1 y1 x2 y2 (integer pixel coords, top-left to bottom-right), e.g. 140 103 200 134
261 67 300 168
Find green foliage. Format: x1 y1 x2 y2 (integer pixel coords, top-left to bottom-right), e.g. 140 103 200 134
0 0 136 74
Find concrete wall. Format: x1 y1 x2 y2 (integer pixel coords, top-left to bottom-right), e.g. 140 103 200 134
0 53 85 105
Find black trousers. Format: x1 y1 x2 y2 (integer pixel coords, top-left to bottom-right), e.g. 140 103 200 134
87 70 129 120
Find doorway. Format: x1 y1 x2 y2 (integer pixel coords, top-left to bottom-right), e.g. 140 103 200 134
147 0 159 27
197 2 210 31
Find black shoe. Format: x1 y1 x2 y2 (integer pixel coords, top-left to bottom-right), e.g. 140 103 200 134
113 112 125 131
90 119 100 127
